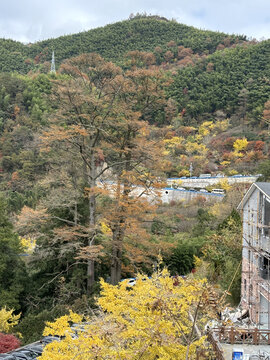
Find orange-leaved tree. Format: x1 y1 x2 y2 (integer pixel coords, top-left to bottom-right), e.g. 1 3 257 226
98 119 165 284
40 54 124 293
96 62 167 284
30 53 168 291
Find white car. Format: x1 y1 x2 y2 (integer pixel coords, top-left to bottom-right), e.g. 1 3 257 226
211 189 225 195
121 278 136 287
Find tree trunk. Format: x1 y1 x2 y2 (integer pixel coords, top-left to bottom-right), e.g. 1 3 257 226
86 152 96 294
185 297 202 360
74 201 78 226
110 227 123 285
87 257 95 292
110 149 131 285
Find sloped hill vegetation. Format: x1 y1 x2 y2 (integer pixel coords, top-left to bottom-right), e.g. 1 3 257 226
0 39 31 73
0 16 246 73
0 16 268 347
168 39 270 120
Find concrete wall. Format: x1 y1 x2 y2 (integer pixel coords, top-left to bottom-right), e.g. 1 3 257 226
161 188 224 204
98 182 224 204
167 175 258 189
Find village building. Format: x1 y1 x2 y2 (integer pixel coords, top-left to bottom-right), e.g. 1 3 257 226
238 182 270 327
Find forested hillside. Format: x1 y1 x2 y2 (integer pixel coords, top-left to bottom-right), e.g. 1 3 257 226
0 16 269 350
0 16 246 73
168 39 270 119
0 39 31 73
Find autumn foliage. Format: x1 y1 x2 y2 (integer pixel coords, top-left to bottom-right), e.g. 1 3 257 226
0 333 21 353
0 16 269 351
0 307 21 353
39 267 218 360
0 307 20 334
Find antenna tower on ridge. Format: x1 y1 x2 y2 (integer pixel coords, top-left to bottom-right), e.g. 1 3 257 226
50 51 56 73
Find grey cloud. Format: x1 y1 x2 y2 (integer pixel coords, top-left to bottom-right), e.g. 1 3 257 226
0 0 269 43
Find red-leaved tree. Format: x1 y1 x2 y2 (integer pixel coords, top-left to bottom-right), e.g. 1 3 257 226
0 333 21 353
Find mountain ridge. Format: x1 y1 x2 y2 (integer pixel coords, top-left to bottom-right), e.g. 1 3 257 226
0 17 247 73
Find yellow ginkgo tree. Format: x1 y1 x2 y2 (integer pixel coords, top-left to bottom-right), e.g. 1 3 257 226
0 307 20 334
20 237 36 254
233 138 248 158
40 267 219 360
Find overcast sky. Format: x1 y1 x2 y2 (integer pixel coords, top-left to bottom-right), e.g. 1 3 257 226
0 0 269 43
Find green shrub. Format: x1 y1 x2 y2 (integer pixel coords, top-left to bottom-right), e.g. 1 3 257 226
15 306 68 345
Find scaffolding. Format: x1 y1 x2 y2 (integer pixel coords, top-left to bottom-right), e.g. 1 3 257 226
241 189 270 329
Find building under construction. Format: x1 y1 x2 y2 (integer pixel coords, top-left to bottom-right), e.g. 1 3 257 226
238 182 270 327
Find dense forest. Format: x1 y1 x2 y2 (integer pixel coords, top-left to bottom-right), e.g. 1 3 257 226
168 39 270 119
0 16 246 73
0 15 269 354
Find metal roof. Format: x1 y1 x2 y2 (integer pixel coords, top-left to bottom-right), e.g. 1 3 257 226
237 182 270 209
255 182 270 198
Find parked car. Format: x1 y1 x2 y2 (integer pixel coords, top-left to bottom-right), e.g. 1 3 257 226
10 350 35 360
211 189 225 195
120 278 136 287
120 277 150 287
199 189 208 193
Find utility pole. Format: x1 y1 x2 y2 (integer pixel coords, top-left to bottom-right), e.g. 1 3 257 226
50 51 56 73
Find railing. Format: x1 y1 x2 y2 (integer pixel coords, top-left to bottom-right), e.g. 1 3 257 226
212 327 270 345
195 331 225 359
207 331 225 360
196 327 270 359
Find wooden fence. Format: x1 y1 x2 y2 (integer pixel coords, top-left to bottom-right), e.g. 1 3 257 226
196 331 225 360
212 326 270 345
195 327 270 359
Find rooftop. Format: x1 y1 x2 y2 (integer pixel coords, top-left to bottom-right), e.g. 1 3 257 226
256 182 270 198
237 182 270 209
